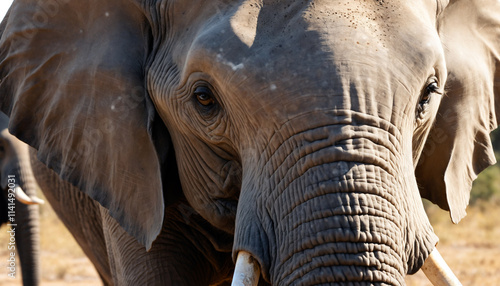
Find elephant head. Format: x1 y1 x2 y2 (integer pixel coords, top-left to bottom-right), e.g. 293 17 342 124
0 111 42 285
1 0 498 285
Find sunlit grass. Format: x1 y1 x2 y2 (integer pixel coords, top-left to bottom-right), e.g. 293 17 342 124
0 191 99 285
406 200 500 286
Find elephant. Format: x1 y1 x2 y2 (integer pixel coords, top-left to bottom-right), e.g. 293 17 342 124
0 112 43 285
0 0 499 285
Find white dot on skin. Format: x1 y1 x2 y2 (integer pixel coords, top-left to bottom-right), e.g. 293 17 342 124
105 12 109 17
270 84 277 91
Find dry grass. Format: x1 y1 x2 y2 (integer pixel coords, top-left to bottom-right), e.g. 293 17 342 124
0 193 100 285
0 193 498 285
405 201 500 286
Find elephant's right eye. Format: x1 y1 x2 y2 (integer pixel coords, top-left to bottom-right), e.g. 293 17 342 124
421 82 439 105
416 79 442 122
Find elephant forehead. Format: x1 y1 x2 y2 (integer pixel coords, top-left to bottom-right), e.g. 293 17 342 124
182 0 440 89
162 0 446 131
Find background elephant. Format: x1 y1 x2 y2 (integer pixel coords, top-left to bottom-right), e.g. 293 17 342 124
1 0 499 285
0 112 43 285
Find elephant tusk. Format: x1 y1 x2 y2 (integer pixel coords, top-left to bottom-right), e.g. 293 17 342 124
421 248 462 286
232 251 260 286
28 195 45 205
14 185 45 205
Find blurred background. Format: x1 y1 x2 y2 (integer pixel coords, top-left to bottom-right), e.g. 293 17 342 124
0 1 498 285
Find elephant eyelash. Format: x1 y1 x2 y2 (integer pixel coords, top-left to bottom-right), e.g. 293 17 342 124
416 80 441 121
425 82 441 95
420 81 441 106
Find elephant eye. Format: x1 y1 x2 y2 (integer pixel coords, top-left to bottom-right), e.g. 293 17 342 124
421 82 439 105
417 80 441 121
194 86 216 107
419 81 440 109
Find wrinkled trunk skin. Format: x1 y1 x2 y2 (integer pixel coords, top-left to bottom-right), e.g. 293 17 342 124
2 142 41 285
15 185 40 286
271 164 406 285
234 113 437 285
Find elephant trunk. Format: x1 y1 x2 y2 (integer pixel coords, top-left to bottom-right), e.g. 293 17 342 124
275 163 405 285
15 196 41 286
234 118 438 285
12 144 41 286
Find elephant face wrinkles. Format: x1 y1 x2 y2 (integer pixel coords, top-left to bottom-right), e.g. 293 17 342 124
145 0 446 282
1 0 499 284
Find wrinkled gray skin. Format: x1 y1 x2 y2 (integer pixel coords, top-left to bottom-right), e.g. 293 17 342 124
1 0 499 285
29 148 235 285
0 112 40 286
28 152 113 285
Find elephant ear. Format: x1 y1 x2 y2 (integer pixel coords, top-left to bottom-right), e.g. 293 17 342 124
0 0 170 249
416 0 500 223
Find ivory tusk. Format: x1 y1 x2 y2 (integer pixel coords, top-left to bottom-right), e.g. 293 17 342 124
232 251 260 286
28 195 45 205
421 248 462 286
14 185 44 205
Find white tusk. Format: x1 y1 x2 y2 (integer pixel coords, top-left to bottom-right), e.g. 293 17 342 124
421 248 462 286
232 251 260 286
28 195 45 205
14 185 44 205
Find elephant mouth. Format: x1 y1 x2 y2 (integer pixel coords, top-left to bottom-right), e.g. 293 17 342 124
211 197 238 233
215 197 238 213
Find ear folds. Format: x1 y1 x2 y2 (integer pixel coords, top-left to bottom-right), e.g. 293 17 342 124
416 0 500 223
0 0 169 249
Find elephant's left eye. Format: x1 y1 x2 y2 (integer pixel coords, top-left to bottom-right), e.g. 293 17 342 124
194 86 216 107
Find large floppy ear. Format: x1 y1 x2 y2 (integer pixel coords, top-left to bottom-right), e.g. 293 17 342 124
416 0 500 223
0 0 172 249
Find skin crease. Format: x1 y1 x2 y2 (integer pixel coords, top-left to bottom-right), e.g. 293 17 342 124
0 114 41 286
0 0 499 285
